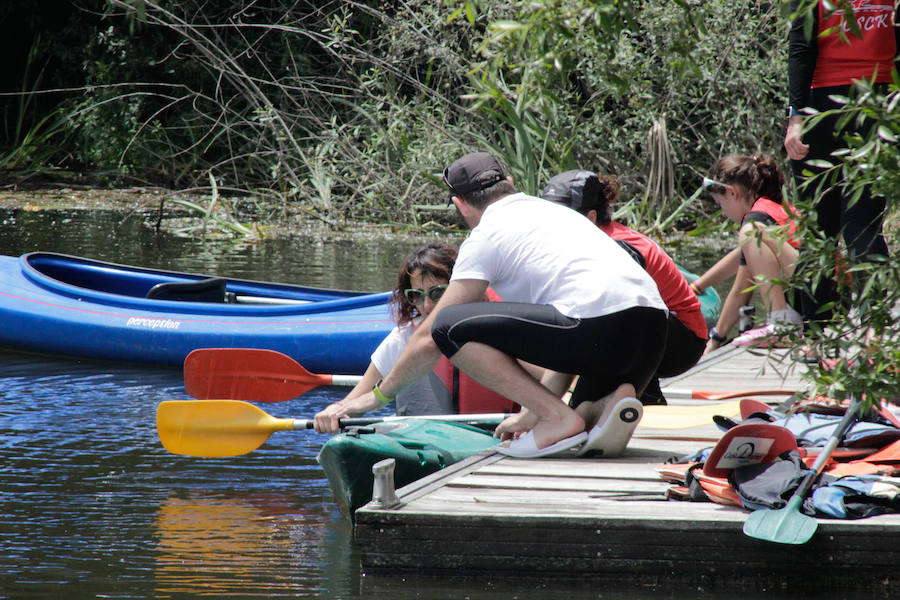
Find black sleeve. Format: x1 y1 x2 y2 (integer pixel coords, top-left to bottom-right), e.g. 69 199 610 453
614 239 647 270
895 6 899 72
742 212 777 228
788 0 818 110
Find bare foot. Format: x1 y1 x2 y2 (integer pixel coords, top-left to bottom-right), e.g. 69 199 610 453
574 392 615 430
574 384 637 430
494 409 537 441
527 410 585 450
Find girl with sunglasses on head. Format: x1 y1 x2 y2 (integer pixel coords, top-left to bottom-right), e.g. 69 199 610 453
314 242 514 433
692 153 803 353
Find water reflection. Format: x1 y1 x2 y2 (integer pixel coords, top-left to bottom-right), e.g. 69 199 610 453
0 206 447 292
0 348 360 598
155 493 331 597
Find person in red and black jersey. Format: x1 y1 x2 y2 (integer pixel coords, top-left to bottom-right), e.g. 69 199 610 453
542 170 707 405
785 0 897 314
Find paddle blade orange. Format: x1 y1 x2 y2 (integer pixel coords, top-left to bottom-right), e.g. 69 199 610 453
156 400 295 457
184 348 331 402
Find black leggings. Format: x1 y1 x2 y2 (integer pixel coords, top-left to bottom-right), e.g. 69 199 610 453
640 313 707 405
431 302 668 408
791 85 890 322
791 84 889 261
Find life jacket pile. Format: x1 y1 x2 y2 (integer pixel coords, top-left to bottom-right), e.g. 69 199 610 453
656 398 900 519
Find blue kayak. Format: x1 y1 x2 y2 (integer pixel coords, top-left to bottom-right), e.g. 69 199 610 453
0 252 393 371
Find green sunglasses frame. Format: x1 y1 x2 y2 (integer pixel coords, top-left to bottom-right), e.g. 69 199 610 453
403 284 448 305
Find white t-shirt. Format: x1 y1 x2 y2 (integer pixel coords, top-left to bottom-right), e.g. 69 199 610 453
371 321 453 416
451 192 666 318
371 321 415 376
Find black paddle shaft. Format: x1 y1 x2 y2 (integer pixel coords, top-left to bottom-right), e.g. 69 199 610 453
793 398 861 500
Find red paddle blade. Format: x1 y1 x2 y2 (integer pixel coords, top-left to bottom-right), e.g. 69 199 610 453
703 423 798 478
858 439 900 464
739 398 773 419
184 348 331 402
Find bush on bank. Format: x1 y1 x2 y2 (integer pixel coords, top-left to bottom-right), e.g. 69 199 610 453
3 0 789 230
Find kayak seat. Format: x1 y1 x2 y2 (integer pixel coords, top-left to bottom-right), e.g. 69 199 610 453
145 277 233 303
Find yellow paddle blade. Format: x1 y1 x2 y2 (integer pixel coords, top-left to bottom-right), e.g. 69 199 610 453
640 400 741 430
156 400 295 457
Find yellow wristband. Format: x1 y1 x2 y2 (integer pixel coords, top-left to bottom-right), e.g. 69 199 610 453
689 282 702 294
373 380 395 404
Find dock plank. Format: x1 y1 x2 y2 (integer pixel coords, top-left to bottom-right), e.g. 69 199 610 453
355 346 900 592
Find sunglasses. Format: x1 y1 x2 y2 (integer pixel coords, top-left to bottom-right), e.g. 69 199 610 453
702 177 730 194
404 284 448 306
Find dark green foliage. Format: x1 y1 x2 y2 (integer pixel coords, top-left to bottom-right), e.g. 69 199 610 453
1 0 789 227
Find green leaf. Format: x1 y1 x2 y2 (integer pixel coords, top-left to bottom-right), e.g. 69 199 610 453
877 125 899 142
805 159 834 169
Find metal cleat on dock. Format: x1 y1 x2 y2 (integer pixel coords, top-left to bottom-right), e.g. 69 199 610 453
371 458 402 509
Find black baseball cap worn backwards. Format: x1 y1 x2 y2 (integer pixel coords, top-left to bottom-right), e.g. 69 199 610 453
443 152 507 202
542 170 600 214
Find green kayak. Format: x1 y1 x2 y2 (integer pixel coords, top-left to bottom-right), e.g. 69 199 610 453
317 418 499 518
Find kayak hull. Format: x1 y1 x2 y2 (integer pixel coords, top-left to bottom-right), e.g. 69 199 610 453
0 252 393 372
679 266 721 329
316 419 498 518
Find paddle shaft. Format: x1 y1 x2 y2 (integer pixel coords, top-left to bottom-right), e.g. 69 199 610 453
662 388 795 401
156 399 508 457
186 348 797 403
293 412 509 429
788 398 861 502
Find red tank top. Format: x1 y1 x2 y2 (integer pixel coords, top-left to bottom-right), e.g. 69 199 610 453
812 0 897 88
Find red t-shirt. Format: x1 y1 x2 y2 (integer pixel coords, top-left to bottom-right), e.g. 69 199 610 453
599 221 707 340
812 0 897 88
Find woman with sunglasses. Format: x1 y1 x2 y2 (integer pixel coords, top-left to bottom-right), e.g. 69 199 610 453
314 242 514 433
692 153 803 353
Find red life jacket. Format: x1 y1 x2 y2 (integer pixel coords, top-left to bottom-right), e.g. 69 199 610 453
812 0 897 88
743 197 801 249
432 358 519 414
431 286 519 414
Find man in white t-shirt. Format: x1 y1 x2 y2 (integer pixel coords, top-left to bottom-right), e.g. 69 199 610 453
362 152 668 458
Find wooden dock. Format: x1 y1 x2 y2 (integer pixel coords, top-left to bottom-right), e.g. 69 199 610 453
354 346 900 593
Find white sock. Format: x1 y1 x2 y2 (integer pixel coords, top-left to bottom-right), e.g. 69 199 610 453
768 305 803 326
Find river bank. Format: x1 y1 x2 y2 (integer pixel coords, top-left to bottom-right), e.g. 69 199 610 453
0 186 465 243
